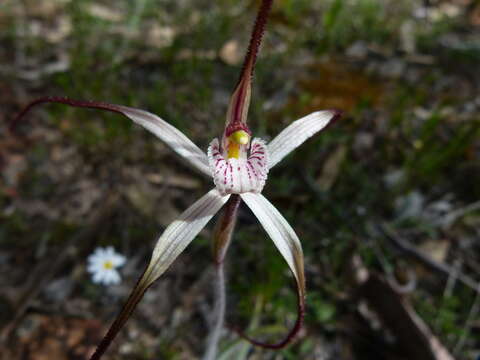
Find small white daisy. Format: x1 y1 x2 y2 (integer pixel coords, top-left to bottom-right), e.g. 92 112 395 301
87 246 126 286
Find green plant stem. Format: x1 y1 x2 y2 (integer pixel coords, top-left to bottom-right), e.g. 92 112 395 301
203 262 227 360
203 195 241 360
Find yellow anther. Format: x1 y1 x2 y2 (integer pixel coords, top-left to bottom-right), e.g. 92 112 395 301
227 130 250 159
103 260 114 270
227 143 240 159
231 130 250 145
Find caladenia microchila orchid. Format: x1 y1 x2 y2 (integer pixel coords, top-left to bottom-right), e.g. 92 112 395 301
12 0 342 358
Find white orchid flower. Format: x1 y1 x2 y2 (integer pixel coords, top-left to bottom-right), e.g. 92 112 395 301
15 98 340 300
15 95 340 356
12 1 342 358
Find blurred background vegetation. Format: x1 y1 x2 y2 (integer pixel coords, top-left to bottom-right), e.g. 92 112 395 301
0 0 479 359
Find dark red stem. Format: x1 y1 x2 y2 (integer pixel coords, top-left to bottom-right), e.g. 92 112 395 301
231 283 305 349
238 0 274 84
89 268 151 360
10 96 127 132
213 194 241 265
226 0 274 130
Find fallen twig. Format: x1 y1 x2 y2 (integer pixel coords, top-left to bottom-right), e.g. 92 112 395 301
378 223 480 295
359 272 456 360
453 283 480 356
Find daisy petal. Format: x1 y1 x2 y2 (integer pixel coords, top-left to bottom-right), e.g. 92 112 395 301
92 272 104 284
267 110 341 169
87 264 100 273
105 270 121 285
112 254 126 267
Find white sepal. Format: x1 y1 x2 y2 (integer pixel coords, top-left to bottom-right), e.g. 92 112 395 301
142 189 230 286
240 192 305 298
114 105 211 177
267 110 338 169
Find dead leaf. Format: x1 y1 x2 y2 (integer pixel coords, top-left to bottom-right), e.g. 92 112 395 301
417 239 450 264
12 314 103 360
316 145 347 191
86 4 124 22
219 39 243 66
297 61 385 113
2 154 27 187
23 0 65 18
471 3 480 25
145 24 175 49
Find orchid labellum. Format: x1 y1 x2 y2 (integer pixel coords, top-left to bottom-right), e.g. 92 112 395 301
12 0 341 358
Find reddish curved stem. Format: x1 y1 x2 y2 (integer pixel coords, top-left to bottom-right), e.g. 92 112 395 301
10 96 127 132
231 287 305 349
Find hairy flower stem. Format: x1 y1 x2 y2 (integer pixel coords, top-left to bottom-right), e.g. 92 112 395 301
206 7 273 355
237 0 274 84
203 195 241 360
226 0 274 130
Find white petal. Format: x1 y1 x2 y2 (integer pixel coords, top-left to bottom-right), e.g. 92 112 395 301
92 271 105 284
87 256 105 268
240 192 305 298
87 256 101 265
113 105 211 177
101 271 113 285
267 110 340 169
105 270 121 285
112 254 126 267
97 247 108 257
142 189 230 285
87 263 101 273
90 248 104 259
